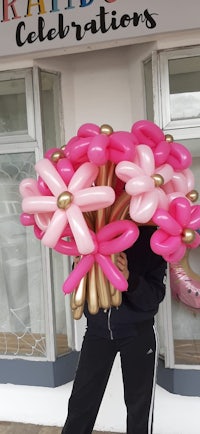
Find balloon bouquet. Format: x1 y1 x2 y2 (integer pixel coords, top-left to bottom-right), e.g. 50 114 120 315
19 120 200 318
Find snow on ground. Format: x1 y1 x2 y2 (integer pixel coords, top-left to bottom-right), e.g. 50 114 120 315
0 381 200 434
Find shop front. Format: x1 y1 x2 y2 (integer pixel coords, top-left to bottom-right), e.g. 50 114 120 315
0 0 200 393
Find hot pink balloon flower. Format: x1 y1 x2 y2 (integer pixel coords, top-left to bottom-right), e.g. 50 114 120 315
20 159 115 254
132 119 192 170
115 145 174 223
64 122 137 166
150 196 200 263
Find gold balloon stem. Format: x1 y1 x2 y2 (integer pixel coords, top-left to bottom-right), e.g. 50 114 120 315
73 275 87 307
107 161 115 188
111 288 122 307
84 211 95 231
87 265 99 315
109 191 130 222
96 263 111 309
95 163 110 231
72 305 84 320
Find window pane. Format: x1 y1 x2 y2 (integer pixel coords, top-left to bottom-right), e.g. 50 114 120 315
0 79 28 136
40 71 62 150
50 250 74 357
169 157 200 365
169 57 200 121
0 153 46 358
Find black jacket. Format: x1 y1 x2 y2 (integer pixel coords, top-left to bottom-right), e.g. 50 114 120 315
84 225 167 339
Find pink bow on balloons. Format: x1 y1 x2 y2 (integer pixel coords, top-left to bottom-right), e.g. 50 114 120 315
150 197 200 262
62 219 139 294
20 158 115 254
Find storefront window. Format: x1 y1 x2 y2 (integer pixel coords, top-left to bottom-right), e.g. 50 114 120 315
0 78 27 136
169 156 200 366
0 152 46 357
145 48 200 373
169 57 200 122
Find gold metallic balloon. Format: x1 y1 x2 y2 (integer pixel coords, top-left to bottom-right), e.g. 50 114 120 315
111 289 122 307
165 134 174 143
109 191 130 222
186 189 199 203
72 305 84 320
71 292 77 311
51 150 65 162
182 228 195 244
57 191 73 209
96 264 111 309
152 174 164 187
100 124 113 135
87 266 99 315
74 276 87 307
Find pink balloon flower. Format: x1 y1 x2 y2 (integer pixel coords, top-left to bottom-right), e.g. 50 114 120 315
132 120 192 170
62 220 139 294
150 197 200 263
64 123 137 166
115 145 173 223
20 159 115 254
162 168 195 202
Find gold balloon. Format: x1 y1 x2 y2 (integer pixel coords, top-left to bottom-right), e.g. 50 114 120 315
87 265 99 315
57 191 73 209
111 288 122 307
100 124 113 135
182 228 195 244
186 189 199 203
74 276 87 307
96 264 111 309
51 150 65 162
152 174 164 187
165 134 174 143
72 305 84 320
109 191 130 222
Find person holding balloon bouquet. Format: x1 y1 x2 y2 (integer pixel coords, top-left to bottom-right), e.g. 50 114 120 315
61 225 167 434
19 120 200 434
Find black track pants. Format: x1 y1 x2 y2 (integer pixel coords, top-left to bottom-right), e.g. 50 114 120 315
61 325 157 434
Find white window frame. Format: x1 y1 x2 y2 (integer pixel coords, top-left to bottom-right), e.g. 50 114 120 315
0 68 35 145
153 46 200 143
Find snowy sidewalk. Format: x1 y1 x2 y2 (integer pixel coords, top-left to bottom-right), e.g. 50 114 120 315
0 382 200 434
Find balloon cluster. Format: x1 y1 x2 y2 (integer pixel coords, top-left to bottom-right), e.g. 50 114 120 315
19 120 200 318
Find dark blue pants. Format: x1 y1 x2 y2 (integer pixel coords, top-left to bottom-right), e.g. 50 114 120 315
61 325 157 434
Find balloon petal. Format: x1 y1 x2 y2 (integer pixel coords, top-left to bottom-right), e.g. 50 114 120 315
35 159 66 196
42 209 67 247
74 186 115 212
129 191 158 223
67 204 95 254
68 162 99 193
22 196 57 213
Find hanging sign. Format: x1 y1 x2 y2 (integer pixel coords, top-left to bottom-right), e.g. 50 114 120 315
0 0 200 57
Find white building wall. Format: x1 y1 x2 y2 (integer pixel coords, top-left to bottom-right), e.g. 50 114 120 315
1 29 200 430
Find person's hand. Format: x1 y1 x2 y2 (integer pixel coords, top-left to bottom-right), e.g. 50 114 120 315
115 252 129 280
